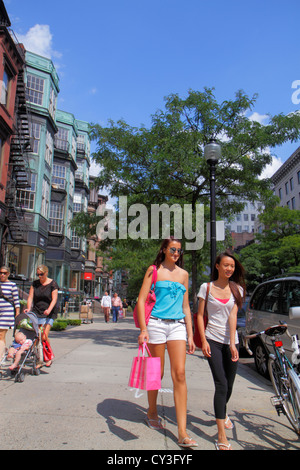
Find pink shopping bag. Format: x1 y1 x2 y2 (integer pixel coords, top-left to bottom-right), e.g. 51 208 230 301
128 343 161 391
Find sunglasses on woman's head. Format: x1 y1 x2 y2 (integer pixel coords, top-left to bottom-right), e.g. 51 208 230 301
169 247 183 255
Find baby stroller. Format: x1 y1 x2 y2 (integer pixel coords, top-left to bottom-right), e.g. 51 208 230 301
0 312 41 382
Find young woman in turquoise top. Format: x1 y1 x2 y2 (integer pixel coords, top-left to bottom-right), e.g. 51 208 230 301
137 237 197 448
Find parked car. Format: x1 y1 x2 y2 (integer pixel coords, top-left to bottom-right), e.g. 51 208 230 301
244 274 300 378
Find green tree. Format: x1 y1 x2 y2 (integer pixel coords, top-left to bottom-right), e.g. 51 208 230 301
73 88 300 304
240 203 300 287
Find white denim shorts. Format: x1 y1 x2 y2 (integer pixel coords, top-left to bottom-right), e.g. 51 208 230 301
147 317 187 344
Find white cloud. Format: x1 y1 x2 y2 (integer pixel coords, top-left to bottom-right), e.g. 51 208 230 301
249 112 269 124
260 155 283 179
89 88 98 95
16 24 62 61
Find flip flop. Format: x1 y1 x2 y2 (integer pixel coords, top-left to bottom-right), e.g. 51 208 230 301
178 437 198 448
144 417 164 430
224 416 234 429
215 441 232 450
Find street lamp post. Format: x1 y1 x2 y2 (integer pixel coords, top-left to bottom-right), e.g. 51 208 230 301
204 139 221 276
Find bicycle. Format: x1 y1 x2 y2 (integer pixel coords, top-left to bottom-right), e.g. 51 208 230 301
244 322 300 435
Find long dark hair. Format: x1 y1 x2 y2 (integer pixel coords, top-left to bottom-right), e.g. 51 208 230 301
212 250 246 308
153 236 184 268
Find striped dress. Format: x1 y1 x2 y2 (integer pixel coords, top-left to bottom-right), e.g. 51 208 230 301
0 281 20 329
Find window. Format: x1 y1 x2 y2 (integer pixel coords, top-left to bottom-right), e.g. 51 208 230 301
1 69 11 106
52 164 66 189
281 281 300 315
73 193 82 213
49 202 64 233
69 171 74 198
67 208 72 239
41 178 50 218
298 171 300 185
71 233 81 250
45 131 53 165
49 86 57 120
26 74 44 105
244 214 248 221
16 173 36 210
251 214 255 221
75 161 83 180
259 282 282 314
250 285 266 310
285 182 289 195
279 188 282 200
290 177 294 191
291 197 296 210
77 134 85 152
30 122 41 154
55 127 69 151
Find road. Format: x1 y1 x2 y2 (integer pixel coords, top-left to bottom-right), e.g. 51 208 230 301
0 314 299 454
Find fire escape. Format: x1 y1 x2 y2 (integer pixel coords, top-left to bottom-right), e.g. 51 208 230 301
5 68 32 242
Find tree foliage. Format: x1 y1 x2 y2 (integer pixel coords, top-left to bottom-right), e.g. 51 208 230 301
240 202 300 290
72 88 300 300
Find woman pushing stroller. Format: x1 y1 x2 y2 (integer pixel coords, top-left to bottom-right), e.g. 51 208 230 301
25 265 58 367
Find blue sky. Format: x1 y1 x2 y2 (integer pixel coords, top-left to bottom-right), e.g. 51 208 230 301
5 0 300 177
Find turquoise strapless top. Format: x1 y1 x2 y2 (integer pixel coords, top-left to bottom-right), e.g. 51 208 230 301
151 280 186 320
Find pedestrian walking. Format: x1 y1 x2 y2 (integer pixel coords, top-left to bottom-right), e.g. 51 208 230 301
196 250 246 450
111 293 122 323
0 266 20 360
25 265 58 367
101 291 111 322
137 236 197 448
122 298 128 318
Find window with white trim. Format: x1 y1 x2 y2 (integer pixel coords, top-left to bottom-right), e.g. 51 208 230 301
49 86 57 120
30 122 41 154
52 164 66 189
77 134 85 152
75 161 83 180
1 68 11 106
69 171 74 198
49 202 64 233
41 178 50 218
73 193 82 213
26 74 44 105
16 173 36 210
55 127 69 151
45 131 53 165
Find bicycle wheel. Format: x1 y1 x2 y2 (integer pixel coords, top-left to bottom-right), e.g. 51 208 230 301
285 369 300 435
268 357 300 435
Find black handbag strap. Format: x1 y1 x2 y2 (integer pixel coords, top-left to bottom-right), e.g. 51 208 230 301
0 284 14 306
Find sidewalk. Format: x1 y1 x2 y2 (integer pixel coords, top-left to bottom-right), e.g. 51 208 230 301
0 314 299 451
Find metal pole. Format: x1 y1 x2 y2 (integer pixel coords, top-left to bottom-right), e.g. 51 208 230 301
210 160 217 276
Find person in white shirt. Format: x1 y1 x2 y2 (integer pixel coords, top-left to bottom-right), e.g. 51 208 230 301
101 292 111 323
196 250 246 451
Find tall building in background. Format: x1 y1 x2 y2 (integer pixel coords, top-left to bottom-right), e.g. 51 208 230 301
271 147 300 211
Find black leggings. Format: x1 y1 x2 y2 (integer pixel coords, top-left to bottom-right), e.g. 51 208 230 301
207 339 239 420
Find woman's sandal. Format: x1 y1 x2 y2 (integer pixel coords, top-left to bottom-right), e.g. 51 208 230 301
224 416 234 429
144 416 164 430
215 441 232 450
178 437 198 448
